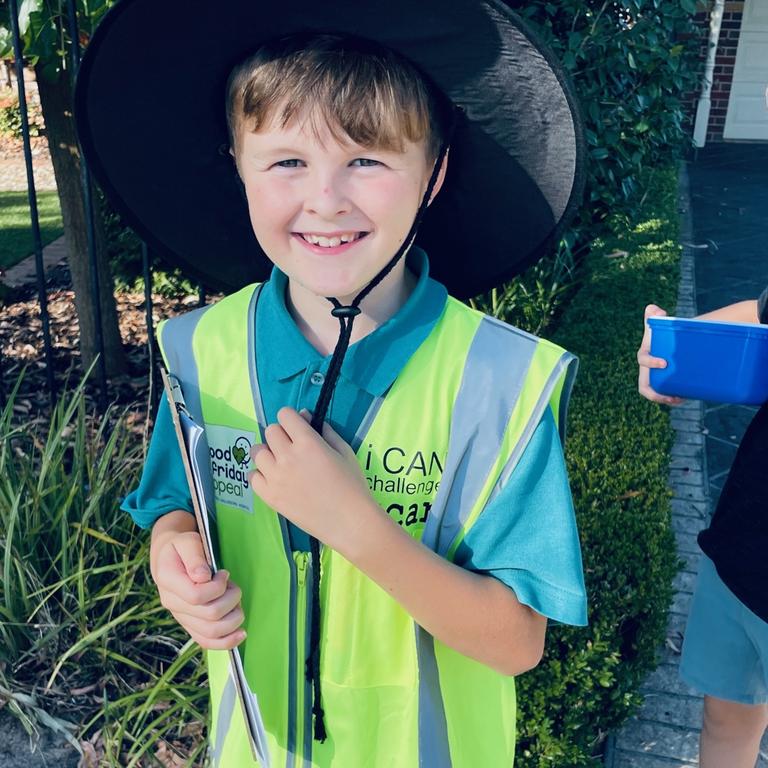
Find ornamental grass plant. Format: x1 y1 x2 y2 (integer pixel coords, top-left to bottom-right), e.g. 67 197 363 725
0 372 206 766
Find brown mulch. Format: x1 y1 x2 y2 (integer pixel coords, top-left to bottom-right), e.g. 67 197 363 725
0 133 57 190
0 265 206 431
0 133 50 162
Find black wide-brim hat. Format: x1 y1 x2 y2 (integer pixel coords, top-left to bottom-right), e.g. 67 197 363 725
75 0 585 300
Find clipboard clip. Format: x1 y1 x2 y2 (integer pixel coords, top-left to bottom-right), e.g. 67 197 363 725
165 372 194 420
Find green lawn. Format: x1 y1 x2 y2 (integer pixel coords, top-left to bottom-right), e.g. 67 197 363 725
0 189 63 271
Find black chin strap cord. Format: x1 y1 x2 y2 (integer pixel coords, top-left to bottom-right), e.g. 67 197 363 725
305 112 456 743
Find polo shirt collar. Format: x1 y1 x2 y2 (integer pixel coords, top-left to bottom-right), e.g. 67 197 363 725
258 247 447 397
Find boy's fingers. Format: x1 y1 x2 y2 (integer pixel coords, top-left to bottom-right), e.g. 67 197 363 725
264 422 293 455
173 604 246 639
276 406 320 443
250 443 276 471
173 533 212 583
161 580 242 620
165 567 230 607
321 420 353 456
188 628 247 651
637 351 667 368
638 381 685 406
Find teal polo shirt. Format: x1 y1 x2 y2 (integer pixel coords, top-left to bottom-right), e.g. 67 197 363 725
121 249 587 626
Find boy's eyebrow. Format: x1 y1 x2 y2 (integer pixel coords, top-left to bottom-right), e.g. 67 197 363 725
247 147 400 163
247 146 308 156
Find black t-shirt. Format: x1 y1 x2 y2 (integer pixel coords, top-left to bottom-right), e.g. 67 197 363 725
698 286 768 622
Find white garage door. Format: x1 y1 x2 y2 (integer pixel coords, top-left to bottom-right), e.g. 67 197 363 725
724 0 768 140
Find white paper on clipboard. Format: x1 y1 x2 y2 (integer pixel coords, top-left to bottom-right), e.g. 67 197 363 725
160 369 270 767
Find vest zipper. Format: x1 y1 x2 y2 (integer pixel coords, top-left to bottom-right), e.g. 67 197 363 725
294 550 313 766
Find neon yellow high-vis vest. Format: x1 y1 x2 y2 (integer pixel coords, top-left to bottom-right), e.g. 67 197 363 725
158 283 578 768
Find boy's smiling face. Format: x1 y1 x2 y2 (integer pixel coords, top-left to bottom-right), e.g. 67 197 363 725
235 111 445 304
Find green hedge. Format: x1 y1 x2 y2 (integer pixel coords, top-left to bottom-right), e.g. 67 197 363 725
514 166 681 765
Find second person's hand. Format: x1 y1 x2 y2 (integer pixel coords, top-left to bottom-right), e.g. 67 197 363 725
637 303 685 406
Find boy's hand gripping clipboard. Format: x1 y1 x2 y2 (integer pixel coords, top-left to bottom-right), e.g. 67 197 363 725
160 368 270 767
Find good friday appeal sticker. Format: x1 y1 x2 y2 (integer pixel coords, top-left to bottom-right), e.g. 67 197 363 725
205 424 256 512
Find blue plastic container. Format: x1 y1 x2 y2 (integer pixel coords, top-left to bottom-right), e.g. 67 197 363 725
648 316 768 404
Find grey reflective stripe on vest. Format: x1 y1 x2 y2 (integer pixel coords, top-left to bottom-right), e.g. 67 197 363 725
162 286 287 765
485 351 577 509
422 316 539 558
246 285 267 433
210 674 237 767
160 303 213 425
411 320 575 767
413 316 547 766
350 394 386 454
556 353 578 444
415 626 452 767
160 303 215 513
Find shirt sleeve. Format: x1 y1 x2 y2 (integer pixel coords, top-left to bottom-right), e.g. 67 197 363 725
120 396 193 529
453 408 588 626
758 286 768 324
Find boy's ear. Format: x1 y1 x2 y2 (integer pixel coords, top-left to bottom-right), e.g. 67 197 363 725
428 148 450 206
228 145 244 179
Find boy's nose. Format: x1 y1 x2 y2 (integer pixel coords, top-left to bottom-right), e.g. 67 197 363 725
304 175 351 218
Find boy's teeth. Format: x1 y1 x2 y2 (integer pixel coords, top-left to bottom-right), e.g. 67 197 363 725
304 232 360 247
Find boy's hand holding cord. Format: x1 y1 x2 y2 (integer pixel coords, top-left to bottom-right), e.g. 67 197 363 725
250 407 546 675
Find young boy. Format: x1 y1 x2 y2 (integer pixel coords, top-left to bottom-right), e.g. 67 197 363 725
76 3 588 765
638 297 768 768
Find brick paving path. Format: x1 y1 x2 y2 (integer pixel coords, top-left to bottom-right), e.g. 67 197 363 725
1 234 68 288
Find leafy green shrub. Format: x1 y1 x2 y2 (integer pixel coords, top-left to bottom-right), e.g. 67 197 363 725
0 94 44 138
471 240 577 335
100 193 200 298
513 166 681 765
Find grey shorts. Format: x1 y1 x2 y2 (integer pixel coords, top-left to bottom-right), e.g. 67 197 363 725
679 554 768 705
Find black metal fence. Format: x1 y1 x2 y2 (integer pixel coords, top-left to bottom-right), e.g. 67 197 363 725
1 0 203 414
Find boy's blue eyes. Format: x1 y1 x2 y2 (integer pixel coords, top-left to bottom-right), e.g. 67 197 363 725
273 158 382 168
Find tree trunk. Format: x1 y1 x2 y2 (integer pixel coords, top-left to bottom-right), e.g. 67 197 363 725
34 63 127 377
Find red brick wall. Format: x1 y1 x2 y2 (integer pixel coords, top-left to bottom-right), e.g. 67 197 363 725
684 1 745 142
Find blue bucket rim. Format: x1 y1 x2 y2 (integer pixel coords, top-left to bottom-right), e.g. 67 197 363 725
648 315 768 337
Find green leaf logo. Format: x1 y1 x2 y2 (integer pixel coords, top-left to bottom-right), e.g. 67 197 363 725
232 445 247 465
